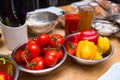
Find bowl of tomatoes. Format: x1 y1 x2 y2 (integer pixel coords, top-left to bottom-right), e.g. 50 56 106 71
64 29 114 65
11 33 67 75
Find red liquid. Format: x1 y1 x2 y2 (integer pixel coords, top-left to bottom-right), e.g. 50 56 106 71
65 14 80 36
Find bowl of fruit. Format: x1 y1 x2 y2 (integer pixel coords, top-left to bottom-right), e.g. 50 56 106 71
0 54 19 80
11 33 67 75
64 29 114 65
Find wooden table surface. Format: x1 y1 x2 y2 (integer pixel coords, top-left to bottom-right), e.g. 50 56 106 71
0 5 120 80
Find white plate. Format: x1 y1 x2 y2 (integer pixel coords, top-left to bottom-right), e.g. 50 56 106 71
71 0 93 8
98 62 120 80
34 6 64 16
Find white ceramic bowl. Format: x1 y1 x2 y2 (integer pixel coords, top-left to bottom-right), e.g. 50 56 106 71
64 33 114 65
11 43 67 75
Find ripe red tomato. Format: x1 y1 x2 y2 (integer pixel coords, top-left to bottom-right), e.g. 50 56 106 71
29 57 46 70
14 50 23 65
41 45 49 56
27 43 40 59
57 49 64 61
50 34 64 48
45 50 58 67
28 39 37 45
20 50 30 63
36 34 50 47
25 63 30 69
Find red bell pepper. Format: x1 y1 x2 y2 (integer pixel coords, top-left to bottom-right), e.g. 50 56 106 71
67 41 78 55
79 29 98 44
0 72 13 80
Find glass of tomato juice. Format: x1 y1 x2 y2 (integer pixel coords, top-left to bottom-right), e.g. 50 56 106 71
65 12 80 36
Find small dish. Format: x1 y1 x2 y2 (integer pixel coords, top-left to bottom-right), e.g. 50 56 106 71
92 20 120 36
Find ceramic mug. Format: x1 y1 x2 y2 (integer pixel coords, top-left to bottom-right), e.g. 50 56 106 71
0 22 28 50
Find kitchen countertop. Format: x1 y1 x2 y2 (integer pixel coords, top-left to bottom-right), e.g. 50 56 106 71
0 5 120 80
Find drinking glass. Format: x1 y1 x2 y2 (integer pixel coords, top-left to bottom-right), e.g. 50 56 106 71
65 11 80 36
78 5 95 32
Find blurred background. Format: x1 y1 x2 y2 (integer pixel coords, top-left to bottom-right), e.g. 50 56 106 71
0 0 81 26
0 0 119 26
